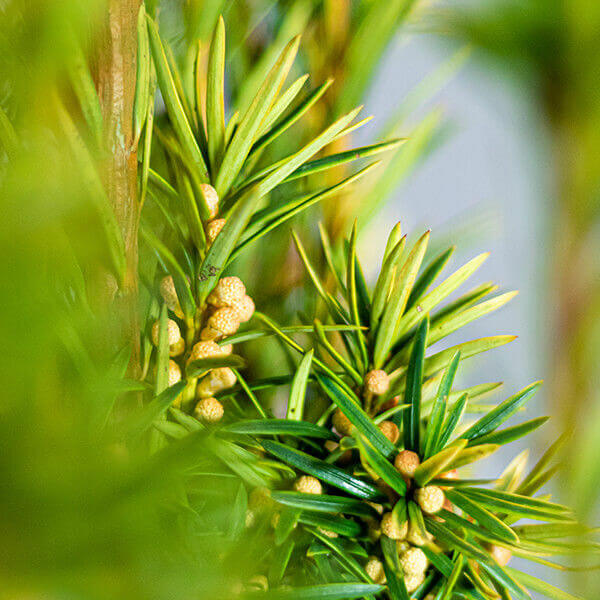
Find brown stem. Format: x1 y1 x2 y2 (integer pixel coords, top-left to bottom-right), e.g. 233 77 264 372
96 0 143 377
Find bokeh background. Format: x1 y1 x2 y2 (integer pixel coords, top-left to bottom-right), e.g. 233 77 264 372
0 1 598 598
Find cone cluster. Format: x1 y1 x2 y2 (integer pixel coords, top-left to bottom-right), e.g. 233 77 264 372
155 184 254 426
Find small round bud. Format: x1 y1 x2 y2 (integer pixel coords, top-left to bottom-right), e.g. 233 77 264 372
151 318 181 346
294 475 322 495
399 547 428 576
249 487 272 512
200 183 219 219
490 545 512 566
188 340 225 363
232 294 255 323
378 420 399 444
415 485 445 515
318 527 338 538
364 369 390 395
270 512 280 529
168 360 181 386
196 367 237 398
206 218 226 245
206 307 241 338
245 508 256 528
367 502 384 515
169 338 185 357
194 397 224 423
365 557 386 584
159 276 184 318
405 572 425 593
394 450 421 478
381 512 408 540
207 276 246 308
332 409 353 436
247 575 268 591
219 343 233 355
406 523 432 547
380 395 400 412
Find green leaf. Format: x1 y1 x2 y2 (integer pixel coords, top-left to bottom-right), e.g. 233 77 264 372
413 439 468 486
271 491 379 518
436 392 468 449
383 565 410 600
371 235 407 332
459 488 574 522
206 15 226 172
461 381 542 441
408 500 428 541
424 517 489 562
231 163 377 263
512 523 591 541
425 291 518 348
506 568 585 600
269 537 295 585
374 230 430 367
314 320 362 385
258 74 308 137
251 78 333 157
133 5 150 144
283 139 404 182
0 105 18 159
298 513 362 537
232 106 363 204
222 324 365 346
154 303 170 395
346 221 368 368
446 489 519 543
423 351 461 458
405 246 455 311
390 335 516 383
140 228 196 318
146 16 208 181
224 419 334 440
517 434 567 495
479 562 531 600
252 583 384 600
185 354 246 378
197 189 263 303
127 381 186 438
316 373 396 459
394 252 489 340
287 349 314 421
469 416 549 447
262 441 385 501
356 434 407 497
436 554 465 600
216 36 299 197
308 529 372 582
446 443 499 470
228 483 248 541
402 316 429 451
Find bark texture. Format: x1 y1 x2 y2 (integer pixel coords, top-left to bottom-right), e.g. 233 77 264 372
96 0 143 376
